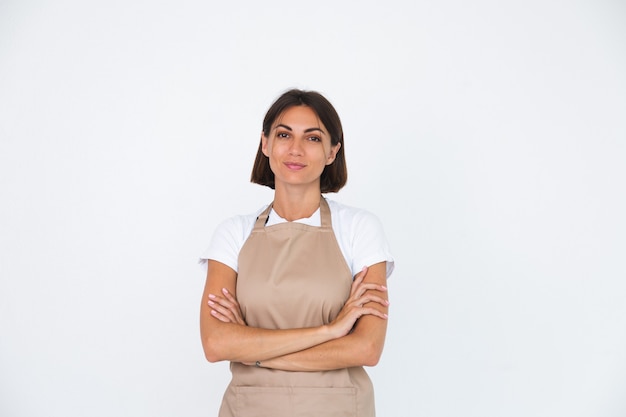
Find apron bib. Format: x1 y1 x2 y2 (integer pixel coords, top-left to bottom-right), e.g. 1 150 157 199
218 198 376 417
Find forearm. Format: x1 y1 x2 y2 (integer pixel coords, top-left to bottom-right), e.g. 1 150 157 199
201 261 389 366
259 335 364 371
201 316 336 363
201 260 340 363
259 316 388 371
261 263 391 372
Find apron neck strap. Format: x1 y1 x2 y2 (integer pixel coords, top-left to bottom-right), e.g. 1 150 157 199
253 196 331 229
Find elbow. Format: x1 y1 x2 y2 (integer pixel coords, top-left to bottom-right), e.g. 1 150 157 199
201 318 235 363
348 323 386 367
203 347 221 363
201 335 227 363
362 351 382 367
360 340 384 367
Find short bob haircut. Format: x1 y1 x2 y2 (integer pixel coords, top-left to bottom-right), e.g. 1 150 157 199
250 89 347 193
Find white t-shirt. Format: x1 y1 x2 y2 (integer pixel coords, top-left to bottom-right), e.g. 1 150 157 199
200 198 395 278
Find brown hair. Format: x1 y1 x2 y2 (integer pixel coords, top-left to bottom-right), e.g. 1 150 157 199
250 89 347 193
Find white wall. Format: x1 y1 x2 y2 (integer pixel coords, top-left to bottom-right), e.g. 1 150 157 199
1 1 625 416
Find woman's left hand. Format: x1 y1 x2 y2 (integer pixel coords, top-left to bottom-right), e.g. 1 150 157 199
208 288 246 325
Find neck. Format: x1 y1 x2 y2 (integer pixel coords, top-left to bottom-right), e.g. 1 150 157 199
272 184 322 221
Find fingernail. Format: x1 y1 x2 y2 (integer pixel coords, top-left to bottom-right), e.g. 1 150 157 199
385 300 390 306
208 300 215 306
222 288 229 294
208 294 216 299
383 313 388 318
381 285 387 290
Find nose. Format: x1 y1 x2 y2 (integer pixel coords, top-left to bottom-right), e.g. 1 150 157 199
288 138 303 156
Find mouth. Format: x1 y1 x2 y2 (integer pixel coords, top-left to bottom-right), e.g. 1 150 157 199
284 162 306 171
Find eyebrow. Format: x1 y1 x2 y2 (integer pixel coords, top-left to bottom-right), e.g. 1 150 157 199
275 124 326 135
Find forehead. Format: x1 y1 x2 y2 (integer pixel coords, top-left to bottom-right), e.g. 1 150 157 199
273 105 326 130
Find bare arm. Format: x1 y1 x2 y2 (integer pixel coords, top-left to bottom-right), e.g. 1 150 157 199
258 262 389 371
200 260 387 363
207 262 390 371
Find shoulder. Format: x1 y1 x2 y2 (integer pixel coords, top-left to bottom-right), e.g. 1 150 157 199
213 205 268 240
325 198 384 230
199 204 268 271
325 197 395 277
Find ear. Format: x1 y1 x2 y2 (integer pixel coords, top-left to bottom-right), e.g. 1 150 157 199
261 133 269 157
326 142 341 165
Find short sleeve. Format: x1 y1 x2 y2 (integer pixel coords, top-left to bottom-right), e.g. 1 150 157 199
350 210 395 278
198 215 251 274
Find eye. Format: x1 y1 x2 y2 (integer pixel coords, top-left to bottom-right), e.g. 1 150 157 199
276 132 290 139
307 136 322 142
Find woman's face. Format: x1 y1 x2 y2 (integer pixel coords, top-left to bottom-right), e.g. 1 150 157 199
262 105 340 192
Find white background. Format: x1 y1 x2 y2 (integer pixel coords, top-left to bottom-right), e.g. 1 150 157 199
1 1 625 416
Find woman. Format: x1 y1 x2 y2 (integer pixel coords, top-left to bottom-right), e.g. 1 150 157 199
200 89 394 416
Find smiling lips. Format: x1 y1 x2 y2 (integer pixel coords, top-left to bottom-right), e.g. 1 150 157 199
284 162 306 170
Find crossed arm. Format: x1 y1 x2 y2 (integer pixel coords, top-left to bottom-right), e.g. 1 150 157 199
199 260 389 371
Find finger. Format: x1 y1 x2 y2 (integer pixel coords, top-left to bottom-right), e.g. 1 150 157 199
210 294 241 315
336 304 388 333
210 307 234 323
221 288 240 306
228 307 246 326
219 290 246 325
354 283 388 299
210 293 234 308
345 305 388 320
354 266 368 283
347 284 386 303
211 292 246 325
350 267 367 296
355 282 387 292
209 300 239 323
359 306 389 320
355 294 390 308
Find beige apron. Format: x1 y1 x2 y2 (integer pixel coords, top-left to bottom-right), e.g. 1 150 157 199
218 197 376 417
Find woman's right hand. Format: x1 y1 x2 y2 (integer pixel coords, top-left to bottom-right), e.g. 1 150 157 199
327 266 389 339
